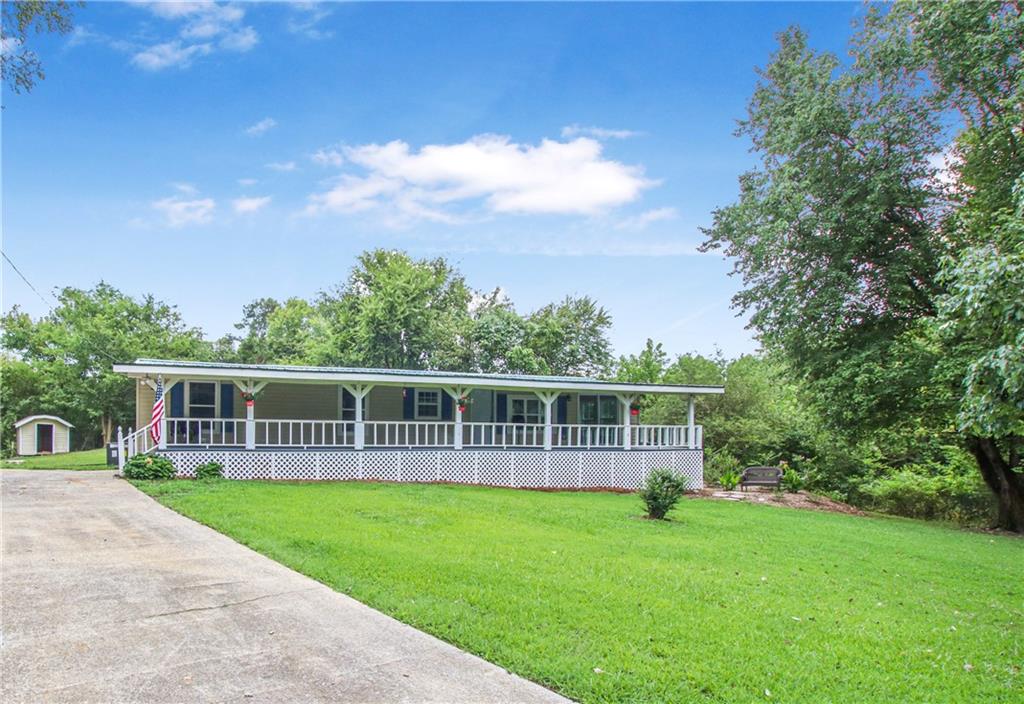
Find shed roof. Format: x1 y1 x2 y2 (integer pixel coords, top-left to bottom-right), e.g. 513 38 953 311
14 415 74 428
113 358 725 396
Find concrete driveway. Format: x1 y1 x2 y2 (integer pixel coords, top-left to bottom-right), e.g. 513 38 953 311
1 470 568 703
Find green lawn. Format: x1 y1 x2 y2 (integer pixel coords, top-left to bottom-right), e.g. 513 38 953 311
1 448 109 470
136 480 1023 703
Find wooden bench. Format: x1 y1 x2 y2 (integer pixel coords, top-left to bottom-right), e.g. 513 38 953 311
739 466 783 491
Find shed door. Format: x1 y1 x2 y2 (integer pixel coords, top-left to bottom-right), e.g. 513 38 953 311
37 424 54 453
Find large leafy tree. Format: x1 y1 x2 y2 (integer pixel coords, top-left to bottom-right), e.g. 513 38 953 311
1 283 210 446
317 250 474 370
703 2 1024 529
526 296 613 377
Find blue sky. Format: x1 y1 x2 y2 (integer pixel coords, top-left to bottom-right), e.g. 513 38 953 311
3 1 862 360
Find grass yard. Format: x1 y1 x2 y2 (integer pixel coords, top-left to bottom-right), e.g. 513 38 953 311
1 448 109 470
136 480 1023 703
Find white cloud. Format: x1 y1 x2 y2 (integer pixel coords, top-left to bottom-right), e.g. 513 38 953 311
238 178 258 186
244 117 277 137
266 161 298 172
131 40 211 70
171 181 199 195
152 194 215 227
232 195 271 213
561 124 642 140
287 2 333 40
220 26 258 52
305 134 654 222
616 207 678 230
311 147 345 167
131 1 257 70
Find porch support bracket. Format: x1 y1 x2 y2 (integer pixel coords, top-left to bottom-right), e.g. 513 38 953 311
534 391 561 451
233 379 269 450
342 384 374 450
614 393 638 450
444 386 473 450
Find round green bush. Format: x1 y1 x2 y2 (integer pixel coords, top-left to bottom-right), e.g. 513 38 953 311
123 454 176 480
640 467 687 520
194 461 224 481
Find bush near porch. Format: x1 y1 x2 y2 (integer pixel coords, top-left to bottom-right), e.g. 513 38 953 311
135 480 1023 704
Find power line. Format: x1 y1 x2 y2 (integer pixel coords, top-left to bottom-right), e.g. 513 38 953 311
0 249 123 365
1 250 54 311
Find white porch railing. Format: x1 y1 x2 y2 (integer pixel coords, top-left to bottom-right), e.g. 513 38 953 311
116 420 158 473
365 421 455 448
156 418 702 450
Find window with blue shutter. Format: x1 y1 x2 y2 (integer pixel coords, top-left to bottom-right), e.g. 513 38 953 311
403 388 415 419
557 395 568 424
220 383 234 418
169 383 184 417
496 393 507 423
441 392 452 420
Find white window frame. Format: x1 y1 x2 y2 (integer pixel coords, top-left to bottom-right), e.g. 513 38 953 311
185 380 219 419
415 389 441 420
508 395 543 425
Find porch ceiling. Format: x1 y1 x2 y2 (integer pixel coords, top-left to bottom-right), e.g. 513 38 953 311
112 358 725 396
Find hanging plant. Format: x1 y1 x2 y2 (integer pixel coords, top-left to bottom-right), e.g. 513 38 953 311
457 395 471 413
241 391 257 407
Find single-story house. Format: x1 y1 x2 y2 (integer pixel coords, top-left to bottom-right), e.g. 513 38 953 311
14 415 73 456
112 359 724 490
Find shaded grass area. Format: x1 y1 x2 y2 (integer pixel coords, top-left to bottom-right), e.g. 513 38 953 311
136 480 1023 703
1 448 109 470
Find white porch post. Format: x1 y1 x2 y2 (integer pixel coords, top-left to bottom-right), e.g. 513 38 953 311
343 384 374 450
687 394 696 449
535 391 559 451
157 376 167 450
234 379 267 450
616 394 637 450
116 426 124 473
444 387 471 450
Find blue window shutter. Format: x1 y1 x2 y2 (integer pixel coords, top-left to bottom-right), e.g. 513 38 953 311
403 388 415 419
557 395 568 424
169 383 184 417
220 383 234 418
441 392 452 420
496 393 507 422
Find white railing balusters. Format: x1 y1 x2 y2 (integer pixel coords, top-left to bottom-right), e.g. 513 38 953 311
157 417 701 450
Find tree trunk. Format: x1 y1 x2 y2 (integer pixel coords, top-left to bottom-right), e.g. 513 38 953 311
967 436 1024 533
101 415 113 447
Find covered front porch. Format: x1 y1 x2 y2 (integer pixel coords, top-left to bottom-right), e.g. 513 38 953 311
112 359 722 487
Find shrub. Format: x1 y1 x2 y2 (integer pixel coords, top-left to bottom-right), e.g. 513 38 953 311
640 467 687 520
123 454 176 480
861 469 994 525
194 461 224 481
719 469 741 491
781 467 804 493
703 450 741 486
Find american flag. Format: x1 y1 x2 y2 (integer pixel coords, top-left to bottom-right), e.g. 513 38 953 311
150 376 164 444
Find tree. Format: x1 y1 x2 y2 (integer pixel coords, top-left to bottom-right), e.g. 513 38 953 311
470 306 548 375
1 283 210 446
233 297 281 364
317 250 473 370
264 297 329 365
2 1 78 95
526 296 613 377
703 3 1024 529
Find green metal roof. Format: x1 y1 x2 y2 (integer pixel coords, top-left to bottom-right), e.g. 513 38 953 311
122 358 724 393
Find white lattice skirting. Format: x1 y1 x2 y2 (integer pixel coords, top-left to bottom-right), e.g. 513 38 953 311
159 449 704 491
